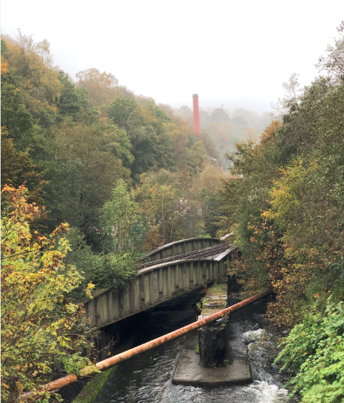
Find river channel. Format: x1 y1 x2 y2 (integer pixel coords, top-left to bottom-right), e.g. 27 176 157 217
94 296 295 403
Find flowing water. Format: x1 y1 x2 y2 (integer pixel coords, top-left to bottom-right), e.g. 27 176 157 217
95 299 294 403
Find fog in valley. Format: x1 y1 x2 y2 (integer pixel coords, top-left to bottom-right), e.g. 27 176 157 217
2 2 344 402
3 1 343 171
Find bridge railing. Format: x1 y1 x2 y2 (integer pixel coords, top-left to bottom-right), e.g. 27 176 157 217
143 237 220 263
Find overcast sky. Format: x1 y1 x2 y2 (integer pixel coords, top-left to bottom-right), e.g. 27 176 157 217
2 0 344 113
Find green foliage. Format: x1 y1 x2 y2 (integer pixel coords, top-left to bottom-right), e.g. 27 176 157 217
62 226 138 297
1 185 94 402
61 227 101 300
1 62 34 150
135 176 183 248
62 353 91 376
0 32 225 402
276 298 344 403
218 76 344 326
91 252 138 290
107 97 138 129
1 128 46 210
1 33 222 289
42 120 130 238
56 70 92 122
7 32 62 128
216 27 344 402
2 33 218 252
60 179 141 294
100 179 141 252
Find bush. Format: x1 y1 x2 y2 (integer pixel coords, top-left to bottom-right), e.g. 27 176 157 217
275 297 344 402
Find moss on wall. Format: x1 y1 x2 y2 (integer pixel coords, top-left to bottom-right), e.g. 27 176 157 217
72 366 117 403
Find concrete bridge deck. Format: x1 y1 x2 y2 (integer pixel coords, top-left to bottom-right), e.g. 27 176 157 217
84 239 236 329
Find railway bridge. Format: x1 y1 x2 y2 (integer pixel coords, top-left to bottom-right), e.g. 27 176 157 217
84 237 236 329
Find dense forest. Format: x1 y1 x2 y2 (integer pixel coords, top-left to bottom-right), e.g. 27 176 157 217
0 32 226 401
1 22 344 403
217 23 344 402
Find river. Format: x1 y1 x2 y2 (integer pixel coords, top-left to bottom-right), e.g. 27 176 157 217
94 297 296 403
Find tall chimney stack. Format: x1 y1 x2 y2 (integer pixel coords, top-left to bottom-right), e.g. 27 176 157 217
193 94 201 134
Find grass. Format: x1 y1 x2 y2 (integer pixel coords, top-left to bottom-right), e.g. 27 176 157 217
199 282 227 317
206 282 227 297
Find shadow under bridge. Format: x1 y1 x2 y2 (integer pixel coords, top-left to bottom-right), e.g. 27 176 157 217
84 237 236 329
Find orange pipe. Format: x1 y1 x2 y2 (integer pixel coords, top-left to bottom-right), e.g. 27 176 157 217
18 289 272 401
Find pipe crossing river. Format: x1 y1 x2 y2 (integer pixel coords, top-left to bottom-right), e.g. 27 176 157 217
19 290 272 402
95 295 292 403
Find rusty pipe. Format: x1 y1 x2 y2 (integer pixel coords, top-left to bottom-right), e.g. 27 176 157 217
18 289 272 401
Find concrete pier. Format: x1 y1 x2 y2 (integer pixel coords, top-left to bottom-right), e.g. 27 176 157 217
198 319 229 367
197 283 229 367
172 282 252 386
172 331 252 386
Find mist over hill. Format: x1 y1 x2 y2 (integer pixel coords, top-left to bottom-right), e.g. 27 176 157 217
171 102 273 168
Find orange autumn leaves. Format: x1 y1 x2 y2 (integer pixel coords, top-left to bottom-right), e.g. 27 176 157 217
1 56 8 75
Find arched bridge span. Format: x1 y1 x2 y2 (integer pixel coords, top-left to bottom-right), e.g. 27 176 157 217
84 238 236 329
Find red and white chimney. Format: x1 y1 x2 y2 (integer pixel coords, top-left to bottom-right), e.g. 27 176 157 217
193 94 201 134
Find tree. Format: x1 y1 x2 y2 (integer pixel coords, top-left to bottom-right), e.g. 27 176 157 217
316 21 344 84
107 97 138 130
211 108 230 123
42 121 130 240
230 116 248 128
191 162 224 237
1 127 46 227
1 54 8 74
100 179 140 253
1 39 34 151
205 121 237 167
231 108 265 131
199 110 211 128
1 185 94 402
135 176 183 247
107 98 172 180
216 121 283 298
174 105 193 119
97 116 134 169
61 183 140 295
271 73 303 118
217 25 344 330
7 32 62 127
56 70 92 122
76 68 119 107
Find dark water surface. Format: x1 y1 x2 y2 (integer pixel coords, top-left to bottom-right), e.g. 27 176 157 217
95 299 292 403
